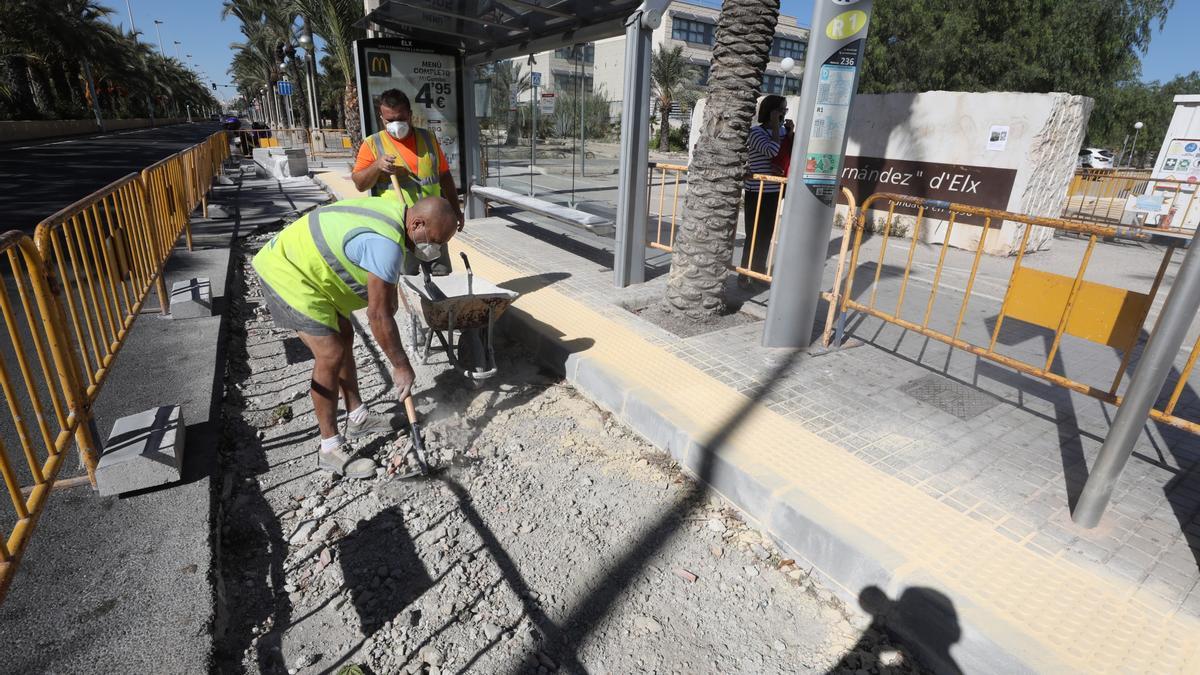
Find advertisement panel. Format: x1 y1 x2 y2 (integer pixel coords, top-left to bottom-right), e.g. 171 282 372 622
354 37 465 188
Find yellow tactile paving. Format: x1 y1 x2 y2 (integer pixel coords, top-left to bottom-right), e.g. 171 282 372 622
318 171 1200 673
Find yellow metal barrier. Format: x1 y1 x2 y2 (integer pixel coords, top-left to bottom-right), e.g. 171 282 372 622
309 128 355 157
35 173 172 400
0 231 100 599
1063 168 1198 234
226 127 354 160
648 162 853 283
0 131 228 602
142 153 193 252
833 192 1200 435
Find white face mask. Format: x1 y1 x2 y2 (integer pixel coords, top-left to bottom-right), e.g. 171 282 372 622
415 242 441 262
385 120 410 138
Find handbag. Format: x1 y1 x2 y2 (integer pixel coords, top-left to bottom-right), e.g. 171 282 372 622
771 130 794 177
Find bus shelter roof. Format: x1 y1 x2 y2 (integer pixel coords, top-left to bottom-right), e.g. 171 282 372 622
362 0 645 64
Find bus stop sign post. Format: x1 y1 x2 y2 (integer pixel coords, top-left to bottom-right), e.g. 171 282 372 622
762 0 873 349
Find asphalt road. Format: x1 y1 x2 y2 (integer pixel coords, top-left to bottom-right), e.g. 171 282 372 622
0 122 223 233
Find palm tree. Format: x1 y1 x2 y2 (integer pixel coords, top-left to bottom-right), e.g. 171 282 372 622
651 45 701 151
289 0 364 142
487 61 531 147
317 53 345 127
223 0 295 124
664 0 779 319
0 0 215 120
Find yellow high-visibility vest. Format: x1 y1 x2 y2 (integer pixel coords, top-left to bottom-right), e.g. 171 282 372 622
251 197 408 329
363 128 441 203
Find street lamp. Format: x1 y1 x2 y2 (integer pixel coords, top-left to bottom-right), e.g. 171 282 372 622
298 26 320 129
153 19 164 56
780 56 797 96
174 40 181 60
1129 121 1144 168
124 0 137 33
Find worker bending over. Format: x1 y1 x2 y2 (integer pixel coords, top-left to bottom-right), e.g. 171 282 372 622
252 194 458 478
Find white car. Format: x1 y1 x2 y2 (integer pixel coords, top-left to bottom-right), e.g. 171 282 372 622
1077 148 1115 169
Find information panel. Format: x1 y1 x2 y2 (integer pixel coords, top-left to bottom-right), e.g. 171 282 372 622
354 37 465 188
801 39 862 204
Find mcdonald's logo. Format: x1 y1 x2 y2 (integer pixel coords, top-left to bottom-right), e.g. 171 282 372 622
368 52 391 77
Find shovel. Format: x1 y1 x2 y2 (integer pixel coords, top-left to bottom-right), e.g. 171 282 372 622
393 395 434 480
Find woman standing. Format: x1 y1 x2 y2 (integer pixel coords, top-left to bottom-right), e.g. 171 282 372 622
741 95 793 286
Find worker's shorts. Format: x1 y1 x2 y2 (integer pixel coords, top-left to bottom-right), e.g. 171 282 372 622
260 279 340 337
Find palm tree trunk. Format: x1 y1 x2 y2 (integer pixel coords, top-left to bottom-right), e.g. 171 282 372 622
506 108 520 146
27 62 51 116
658 99 671 151
344 82 361 146
50 64 76 114
664 0 779 319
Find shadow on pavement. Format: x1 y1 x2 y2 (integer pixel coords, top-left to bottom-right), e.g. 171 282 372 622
213 192 294 674
337 506 436 636
827 586 962 675
485 346 807 674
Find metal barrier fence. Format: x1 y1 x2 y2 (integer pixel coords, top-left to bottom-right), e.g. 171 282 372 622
832 192 1200 435
0 231 99 599
1063 168 1198 234
229 127 355 159
648 162 797 282
648 162 860 283
0 130 229 600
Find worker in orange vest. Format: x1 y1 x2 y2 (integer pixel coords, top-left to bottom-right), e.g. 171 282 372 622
352 88 464 275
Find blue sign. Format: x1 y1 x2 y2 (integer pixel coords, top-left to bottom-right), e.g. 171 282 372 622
1186 142 1198 153
531 72 541 87
277 81 293 96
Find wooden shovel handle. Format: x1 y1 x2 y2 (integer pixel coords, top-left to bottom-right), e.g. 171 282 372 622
404 396 418 425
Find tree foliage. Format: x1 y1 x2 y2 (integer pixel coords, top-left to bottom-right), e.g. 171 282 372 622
0 0 218 120
859 0 1182 154
1087 72 1199 162
861 0 1172 94
651 45 702 151
288 0 364 139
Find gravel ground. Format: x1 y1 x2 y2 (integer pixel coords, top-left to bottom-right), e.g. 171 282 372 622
212 230 928 675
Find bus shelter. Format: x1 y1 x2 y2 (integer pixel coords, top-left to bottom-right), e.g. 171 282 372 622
358 0 670 286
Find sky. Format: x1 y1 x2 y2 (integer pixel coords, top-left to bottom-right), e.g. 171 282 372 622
107 0 1193 106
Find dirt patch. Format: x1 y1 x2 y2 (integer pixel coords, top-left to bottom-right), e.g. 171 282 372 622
212 231 929 674
633 301 760 339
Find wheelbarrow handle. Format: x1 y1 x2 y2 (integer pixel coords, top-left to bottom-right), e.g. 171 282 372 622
460 252 473 295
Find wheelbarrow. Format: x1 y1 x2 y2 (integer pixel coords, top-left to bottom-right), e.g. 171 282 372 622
398 252 518 381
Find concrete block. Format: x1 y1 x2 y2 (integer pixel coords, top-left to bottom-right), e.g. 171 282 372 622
205 203 230 219
170 277 212 319
282 148 308 177
251 147 308 179
96 406 186 496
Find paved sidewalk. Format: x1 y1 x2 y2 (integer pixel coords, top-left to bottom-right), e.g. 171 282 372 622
315 169 1200 672
0 161 329 673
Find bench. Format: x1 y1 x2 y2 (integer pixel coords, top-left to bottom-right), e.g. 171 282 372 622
472 185 613 235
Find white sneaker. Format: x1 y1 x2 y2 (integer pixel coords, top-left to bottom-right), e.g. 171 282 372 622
317 444 377 479
346 411 399 439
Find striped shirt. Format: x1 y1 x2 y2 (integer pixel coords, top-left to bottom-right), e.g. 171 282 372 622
745 124 787 192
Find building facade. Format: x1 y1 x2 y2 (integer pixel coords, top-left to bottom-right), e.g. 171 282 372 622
515 0 809 117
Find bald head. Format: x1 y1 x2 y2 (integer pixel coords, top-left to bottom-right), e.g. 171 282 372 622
406 196 458 245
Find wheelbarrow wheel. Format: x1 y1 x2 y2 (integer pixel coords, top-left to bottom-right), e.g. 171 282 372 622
456 326 489 376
